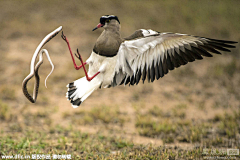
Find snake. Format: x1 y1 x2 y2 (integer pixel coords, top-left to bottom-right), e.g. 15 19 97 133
22 26 62 103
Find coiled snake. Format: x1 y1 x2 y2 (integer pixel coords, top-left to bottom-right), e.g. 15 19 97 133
22 26 62 103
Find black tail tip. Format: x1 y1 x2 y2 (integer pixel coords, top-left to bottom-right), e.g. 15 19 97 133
71 98 82 107
69 82 74 88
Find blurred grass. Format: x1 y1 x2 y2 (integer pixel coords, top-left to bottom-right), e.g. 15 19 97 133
0 0 240 159
63 105 127 126
1 0 240 41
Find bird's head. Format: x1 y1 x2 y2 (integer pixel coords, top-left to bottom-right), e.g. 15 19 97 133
92 15 120 31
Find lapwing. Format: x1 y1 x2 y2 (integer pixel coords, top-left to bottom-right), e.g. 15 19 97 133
61 15 237 108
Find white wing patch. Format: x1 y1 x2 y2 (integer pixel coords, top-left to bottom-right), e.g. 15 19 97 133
141 29 158 36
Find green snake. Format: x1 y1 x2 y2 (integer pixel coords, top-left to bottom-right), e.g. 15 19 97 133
22 26 62 103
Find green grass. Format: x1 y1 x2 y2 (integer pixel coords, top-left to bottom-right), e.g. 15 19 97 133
0 126 204 159
1 102 238 159
1 127 238 159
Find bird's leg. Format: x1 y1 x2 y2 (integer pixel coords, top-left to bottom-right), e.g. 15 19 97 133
76 49 100 81
61 31 86 70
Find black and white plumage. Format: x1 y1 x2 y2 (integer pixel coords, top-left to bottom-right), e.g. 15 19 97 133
112 31 237 86
66 15 237 108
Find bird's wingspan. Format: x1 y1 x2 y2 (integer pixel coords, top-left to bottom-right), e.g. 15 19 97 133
111 29 237 87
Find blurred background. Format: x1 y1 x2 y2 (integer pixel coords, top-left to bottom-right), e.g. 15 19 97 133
0 0 239 158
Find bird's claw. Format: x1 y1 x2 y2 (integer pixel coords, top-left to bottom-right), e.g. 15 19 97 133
61 31 67 41
75 49 82 61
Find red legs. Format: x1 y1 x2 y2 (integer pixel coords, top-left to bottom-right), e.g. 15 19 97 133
61 31 100 81
61 31 86 70
75 49 100 81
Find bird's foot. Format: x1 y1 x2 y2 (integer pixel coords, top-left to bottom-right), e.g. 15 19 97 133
75 49 83 61
61 31 68 42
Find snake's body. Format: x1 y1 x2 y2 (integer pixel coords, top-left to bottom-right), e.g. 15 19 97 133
22 26 62 103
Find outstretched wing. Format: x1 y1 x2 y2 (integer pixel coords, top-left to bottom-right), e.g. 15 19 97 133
111 29 237 87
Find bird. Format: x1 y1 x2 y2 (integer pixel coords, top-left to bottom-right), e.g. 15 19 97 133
61 15 237 108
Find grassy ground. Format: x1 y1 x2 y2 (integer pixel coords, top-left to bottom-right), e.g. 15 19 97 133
0 0 240 159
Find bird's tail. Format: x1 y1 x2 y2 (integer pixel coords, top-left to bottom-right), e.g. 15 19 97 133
66 77 100 108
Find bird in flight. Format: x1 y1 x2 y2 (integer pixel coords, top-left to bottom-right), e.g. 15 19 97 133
61 15 237 108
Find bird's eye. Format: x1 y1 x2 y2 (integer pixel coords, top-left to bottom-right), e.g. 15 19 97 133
106 19 110 23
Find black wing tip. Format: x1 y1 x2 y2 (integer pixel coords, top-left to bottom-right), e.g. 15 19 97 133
206 38 238 44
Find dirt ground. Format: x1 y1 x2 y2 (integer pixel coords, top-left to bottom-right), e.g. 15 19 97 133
0 0 240 159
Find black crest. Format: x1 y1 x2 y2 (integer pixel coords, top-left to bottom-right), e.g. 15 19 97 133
100 15 120 25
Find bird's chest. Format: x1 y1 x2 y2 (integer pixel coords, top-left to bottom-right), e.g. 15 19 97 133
94 35 121 57
86 52 117 86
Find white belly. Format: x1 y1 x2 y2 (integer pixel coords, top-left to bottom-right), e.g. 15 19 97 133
86 52 117 88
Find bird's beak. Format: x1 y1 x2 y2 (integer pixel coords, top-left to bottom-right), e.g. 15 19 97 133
92 23 103 31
